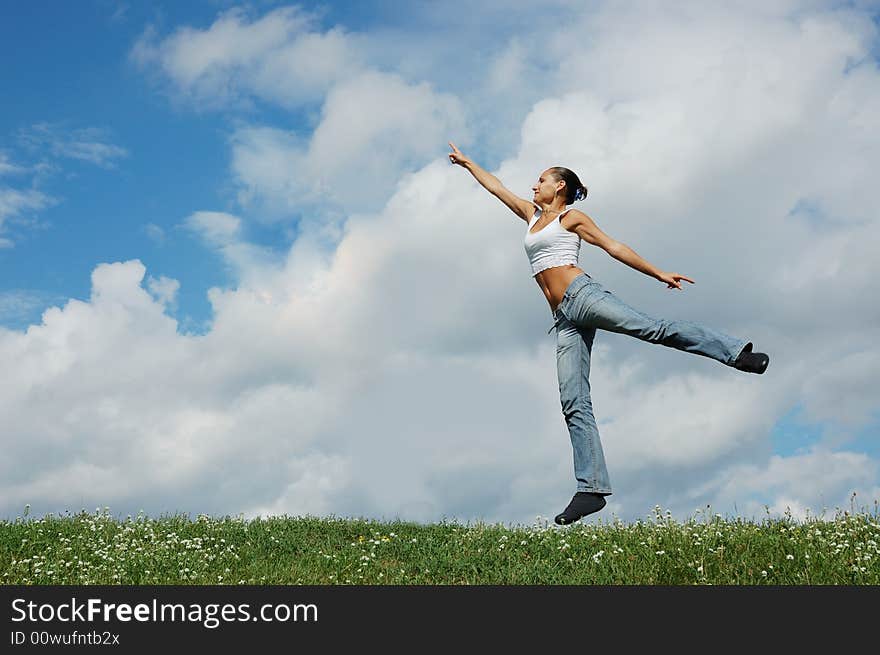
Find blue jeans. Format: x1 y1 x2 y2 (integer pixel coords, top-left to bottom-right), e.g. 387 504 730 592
549 273 752 495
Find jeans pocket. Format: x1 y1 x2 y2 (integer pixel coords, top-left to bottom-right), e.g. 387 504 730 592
565 287 608 323
558 298 570 320
559 281 594 317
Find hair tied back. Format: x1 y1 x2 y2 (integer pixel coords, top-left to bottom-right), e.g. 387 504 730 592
575 186 588 202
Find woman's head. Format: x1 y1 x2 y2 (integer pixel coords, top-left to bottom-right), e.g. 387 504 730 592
533 167 588 205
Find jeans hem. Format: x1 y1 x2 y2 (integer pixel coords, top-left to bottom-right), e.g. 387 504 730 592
730 339 753 366
576 487 613 495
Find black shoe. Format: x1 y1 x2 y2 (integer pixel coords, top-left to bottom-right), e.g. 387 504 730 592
554 492 607 525
733 342 769 374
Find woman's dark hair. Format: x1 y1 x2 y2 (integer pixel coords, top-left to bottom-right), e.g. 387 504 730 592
549 167 588 204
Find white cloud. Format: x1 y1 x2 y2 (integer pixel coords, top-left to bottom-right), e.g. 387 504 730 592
0 259 349 518
147 275 180 308
143 222 166 244
798 347 880 431
225 126 304 214
3 1 880 526
0 123 126 245
0 152 28 177
130 6 361 109
230 70 469 217
0 290 58 324
709 449 879 521
181 210 280 288
17 123 128 168
184 210 241 246
0 186 55 234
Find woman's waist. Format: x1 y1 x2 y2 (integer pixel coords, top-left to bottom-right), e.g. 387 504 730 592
534 265 588 311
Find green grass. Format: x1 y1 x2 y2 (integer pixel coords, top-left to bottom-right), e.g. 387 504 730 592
2 503 878 585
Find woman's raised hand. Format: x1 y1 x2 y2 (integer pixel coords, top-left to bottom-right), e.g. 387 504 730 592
658 272 695 290
448 142 470 167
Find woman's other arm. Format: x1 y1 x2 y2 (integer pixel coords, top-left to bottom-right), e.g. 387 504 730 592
569 210 695 290
448 142 534 222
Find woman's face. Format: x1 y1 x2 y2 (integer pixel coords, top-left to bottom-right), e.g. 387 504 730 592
532 170 563 205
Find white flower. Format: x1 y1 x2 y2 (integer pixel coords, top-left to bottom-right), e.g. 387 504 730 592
786 554 794 560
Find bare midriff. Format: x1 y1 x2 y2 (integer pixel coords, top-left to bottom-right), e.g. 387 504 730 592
534 264 586 313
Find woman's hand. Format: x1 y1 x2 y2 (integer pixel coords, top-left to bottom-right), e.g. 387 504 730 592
448 142 470 167
658 272 695 290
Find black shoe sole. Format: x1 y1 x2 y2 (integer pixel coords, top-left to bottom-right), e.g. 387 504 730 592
734 352 769 374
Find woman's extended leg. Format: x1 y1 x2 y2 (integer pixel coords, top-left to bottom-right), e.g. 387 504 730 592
558 277 752 367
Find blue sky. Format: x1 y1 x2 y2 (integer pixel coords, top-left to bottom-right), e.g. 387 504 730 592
1 1 878 524
2 2 290 331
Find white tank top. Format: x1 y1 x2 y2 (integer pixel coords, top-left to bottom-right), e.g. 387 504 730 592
523 206 580 276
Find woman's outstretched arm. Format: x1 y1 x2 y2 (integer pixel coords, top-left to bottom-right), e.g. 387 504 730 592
570 209 695 290
448 142 534 222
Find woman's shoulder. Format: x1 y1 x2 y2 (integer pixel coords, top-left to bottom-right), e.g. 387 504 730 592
560 206 588 221
559 207 590 231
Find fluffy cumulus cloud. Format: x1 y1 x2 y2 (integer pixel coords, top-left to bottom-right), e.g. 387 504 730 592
130 5 363 109
230 70 468 217
3 1 879 525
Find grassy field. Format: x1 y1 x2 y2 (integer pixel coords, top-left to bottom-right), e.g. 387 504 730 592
2 503 878 585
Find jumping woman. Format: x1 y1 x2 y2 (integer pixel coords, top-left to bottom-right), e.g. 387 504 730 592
447 142 769 525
